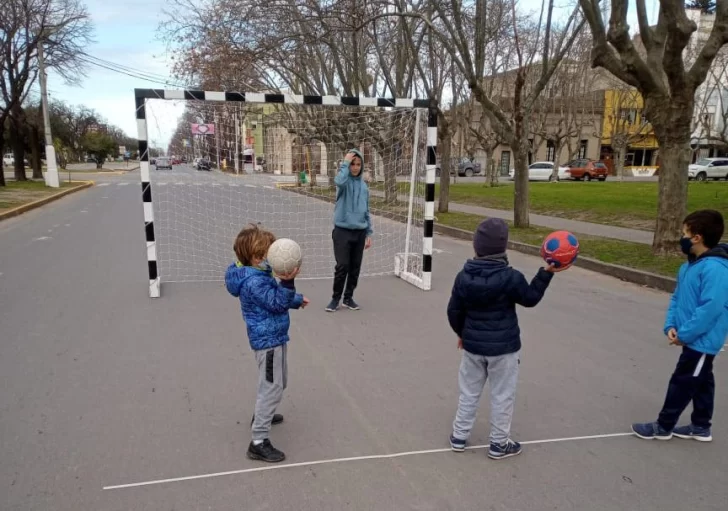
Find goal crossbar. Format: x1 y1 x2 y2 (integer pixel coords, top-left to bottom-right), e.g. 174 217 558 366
134 88 437 298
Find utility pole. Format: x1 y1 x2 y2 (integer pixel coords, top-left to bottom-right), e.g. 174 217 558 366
38 36 59 187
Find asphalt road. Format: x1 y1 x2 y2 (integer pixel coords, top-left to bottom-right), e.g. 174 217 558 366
0 168 725 510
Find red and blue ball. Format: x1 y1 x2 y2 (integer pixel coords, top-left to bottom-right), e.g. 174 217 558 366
541 230 579 269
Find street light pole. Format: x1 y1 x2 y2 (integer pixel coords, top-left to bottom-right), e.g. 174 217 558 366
37 37 59 188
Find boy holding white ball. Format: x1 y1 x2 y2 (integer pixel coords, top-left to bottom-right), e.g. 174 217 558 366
225 224 309 463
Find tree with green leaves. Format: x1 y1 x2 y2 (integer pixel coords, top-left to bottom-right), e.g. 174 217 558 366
81 131 115 169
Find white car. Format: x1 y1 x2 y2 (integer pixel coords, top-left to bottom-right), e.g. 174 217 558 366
509 161 570 181
688 158 728 181
155 157 172 170
3 153 14 166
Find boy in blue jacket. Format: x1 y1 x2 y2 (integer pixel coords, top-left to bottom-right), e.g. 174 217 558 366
633 210 728 442
225 224 309 462
326 149 372 312
447 218 560 459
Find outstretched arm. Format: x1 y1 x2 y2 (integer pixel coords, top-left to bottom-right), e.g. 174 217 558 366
507 268 553 307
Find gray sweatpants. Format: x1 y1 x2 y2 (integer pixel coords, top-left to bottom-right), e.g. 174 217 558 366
452 350 519 445
251 344 288 441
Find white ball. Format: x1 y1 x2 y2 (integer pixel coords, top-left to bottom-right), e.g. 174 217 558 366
267 238 303 275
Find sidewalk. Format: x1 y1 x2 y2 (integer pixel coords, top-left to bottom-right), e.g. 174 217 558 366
370 189 654 245
443 201 654 244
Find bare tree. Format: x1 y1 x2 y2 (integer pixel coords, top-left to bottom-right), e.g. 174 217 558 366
579 0 728 253
0 0 92 185
420 0 586 227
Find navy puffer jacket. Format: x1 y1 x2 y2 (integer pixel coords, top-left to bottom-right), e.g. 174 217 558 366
447 259 553 356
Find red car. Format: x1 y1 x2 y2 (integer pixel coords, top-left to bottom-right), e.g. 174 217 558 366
171 158 181 165
564 159 609 181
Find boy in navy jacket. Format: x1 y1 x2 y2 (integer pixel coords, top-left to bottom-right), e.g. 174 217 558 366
447 218 560 459
633 210 728 441
225 224 309 462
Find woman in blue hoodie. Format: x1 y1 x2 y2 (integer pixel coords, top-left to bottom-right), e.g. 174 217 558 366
326 149 372 312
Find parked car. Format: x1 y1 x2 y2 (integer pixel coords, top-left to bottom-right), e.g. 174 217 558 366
3 153 14 166
196 158 211 171
563 159 609 181
509 161 570 181
688 158 728 181
435 157 482 177
155 157 172 170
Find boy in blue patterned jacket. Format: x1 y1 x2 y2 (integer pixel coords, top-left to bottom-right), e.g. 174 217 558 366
633 210 728 442
225 224 309 462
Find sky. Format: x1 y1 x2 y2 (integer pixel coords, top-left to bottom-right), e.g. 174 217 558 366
44 0 653 148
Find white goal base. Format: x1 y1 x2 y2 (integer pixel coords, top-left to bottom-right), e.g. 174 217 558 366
395 253 430 290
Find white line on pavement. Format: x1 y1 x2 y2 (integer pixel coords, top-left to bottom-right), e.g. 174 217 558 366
103 432 633 491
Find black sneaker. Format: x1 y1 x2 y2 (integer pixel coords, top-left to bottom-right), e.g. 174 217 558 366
487 439 522 460
342 298 360 310
325 299 339 312
250 413 284 427
247 439 286 463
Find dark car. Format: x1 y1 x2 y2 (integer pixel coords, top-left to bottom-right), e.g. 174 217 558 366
196 159 211 171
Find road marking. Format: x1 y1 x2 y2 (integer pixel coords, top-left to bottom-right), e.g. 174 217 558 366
264 185 274 190
103 432 633 491
117 183 129 186
244 184 257 189
80 210 88 213
33 236 52 241
97 183 110 187
228 183 240 187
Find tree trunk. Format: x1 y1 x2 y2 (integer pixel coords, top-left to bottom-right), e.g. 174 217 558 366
484 148 494 187
551 140 565 181
513 142 530 227
647 94 693 255
96 159 103 169
30 127 43 179
613 138 627 180
10 115 27 181
326 142 337 192
438 116 452 213
0 135 6 187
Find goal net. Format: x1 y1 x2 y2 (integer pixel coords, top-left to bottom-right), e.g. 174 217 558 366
136 91 435 297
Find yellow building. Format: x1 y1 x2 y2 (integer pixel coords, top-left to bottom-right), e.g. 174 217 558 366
600 89 659 170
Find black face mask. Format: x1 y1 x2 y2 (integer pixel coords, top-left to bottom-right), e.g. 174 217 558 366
680 236 694 255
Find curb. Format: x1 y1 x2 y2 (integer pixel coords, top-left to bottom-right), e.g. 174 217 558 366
0 181 94 222
434 223 676 293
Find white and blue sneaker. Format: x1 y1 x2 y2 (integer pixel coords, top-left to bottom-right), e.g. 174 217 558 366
673 424 712 442
488 439 522 460
449 435 466 452
631 421 673 440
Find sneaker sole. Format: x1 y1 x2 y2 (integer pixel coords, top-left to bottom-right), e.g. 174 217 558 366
487 449 522 460
450 444 465 452
673 432 712 442
325 307 338 312
631 426 673 441
342 304 360 310
246 451 286 463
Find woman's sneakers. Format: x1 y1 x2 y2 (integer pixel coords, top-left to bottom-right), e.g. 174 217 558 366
488 439 522 460
673 424 712 442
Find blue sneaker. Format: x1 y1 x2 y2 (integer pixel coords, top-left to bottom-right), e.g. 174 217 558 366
673 424 712 442
631 421 673 440
449 435 466 452
487 439 522 460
